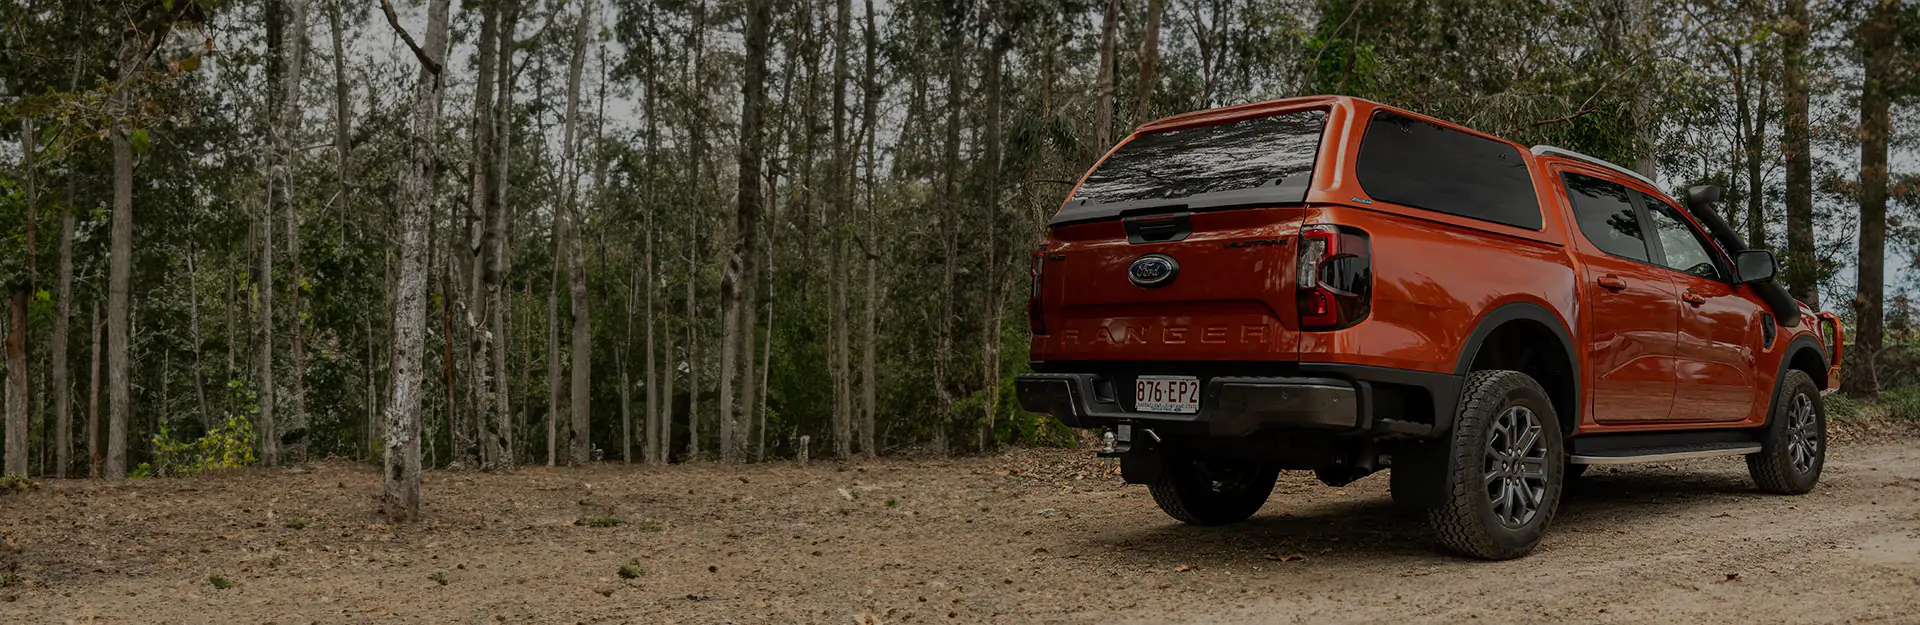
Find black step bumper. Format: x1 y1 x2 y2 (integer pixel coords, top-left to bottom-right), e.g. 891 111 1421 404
1015 363 1459 438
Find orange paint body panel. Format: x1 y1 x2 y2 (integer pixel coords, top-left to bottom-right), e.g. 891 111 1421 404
1029 96 1834 436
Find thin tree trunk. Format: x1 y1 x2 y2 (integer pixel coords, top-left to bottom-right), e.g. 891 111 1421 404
563 0 597 466
1846 0 1897 395
105 34 140 480
465 0 500 470
660 315 675 463
979 3 1008 451
859 0 879 458
87 301 101 478
1740 46 1769 249
933 1 968 454
5 290 25 477
1093 0 1118 156
283 0 310 464
53 122 76 477
1780 0 1817 309
381 0 453 523
188 248 207 431
488 0 520 468
259 188 278 465
826 0 852 459
1132 0 1167 125
547 257 562 466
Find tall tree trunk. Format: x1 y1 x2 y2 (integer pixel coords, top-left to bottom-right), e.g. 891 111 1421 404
1780 0 1818 309
719 0 769 462
1846 0 1897 396
659 315 675 463
5 290 24 477
827 0 852 459
560 0 596 466
488 0 520 468
684 0 708 462
53 123 76 478
978 4 1008 451
641 5 660 467
1740 46 1770 250
187 248 207 431
547 257 562 466
465 0 500 469
284 0 310 464
329 0 352 236
105 34 141 480
260 188 278 465
1092 0 1118 156
933 0 969 454
88 301 101 478
859 0 880 458
1132 0 1167 125
381 0 453 523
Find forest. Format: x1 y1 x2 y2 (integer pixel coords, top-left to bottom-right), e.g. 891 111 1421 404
0 0 1916 520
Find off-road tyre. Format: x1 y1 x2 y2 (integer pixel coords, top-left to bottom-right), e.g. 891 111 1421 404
1148 455 1279 526
1747 369 1825 495
1428 370 1565 560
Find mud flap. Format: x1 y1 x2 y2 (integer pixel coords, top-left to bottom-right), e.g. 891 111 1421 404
1120 448 1166 485
1389 440 1449 509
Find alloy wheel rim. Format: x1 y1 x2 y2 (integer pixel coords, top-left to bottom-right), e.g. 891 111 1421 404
1785 392 1819 474
1484 405 1549 529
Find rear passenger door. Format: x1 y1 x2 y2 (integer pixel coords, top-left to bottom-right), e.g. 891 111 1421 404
1640 195 1761 422
1559 172 1680 424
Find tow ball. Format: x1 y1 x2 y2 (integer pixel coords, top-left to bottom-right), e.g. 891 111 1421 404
1097 423 1160 458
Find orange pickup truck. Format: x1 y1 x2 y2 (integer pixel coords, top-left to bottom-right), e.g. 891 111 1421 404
1017 96 1843 559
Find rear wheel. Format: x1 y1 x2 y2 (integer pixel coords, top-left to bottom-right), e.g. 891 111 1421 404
1428 370 1565 560
1149 455 1278 526
1748 370 1825 495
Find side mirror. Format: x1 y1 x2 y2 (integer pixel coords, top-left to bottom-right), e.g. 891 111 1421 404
1734 250 1777 284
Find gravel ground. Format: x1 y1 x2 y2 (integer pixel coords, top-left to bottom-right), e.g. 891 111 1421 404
2 440 1917 624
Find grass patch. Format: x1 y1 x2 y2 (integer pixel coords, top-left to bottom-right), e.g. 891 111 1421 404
636 521 665 532
208 574 234 590
885 499 899 508
429 571 449 586
0 571 22 587
618 564 644 579
0 475 39 493
574 516 622 528
283 518 307 530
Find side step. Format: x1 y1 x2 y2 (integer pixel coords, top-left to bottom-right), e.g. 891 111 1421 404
1569 428 1764 466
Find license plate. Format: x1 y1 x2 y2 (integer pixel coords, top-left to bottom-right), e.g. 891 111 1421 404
1135 375 1201 414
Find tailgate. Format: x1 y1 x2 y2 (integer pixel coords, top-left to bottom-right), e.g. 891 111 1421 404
1037 206 1305 361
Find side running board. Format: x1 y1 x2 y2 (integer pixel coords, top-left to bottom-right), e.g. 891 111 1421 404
1568 429 1765 466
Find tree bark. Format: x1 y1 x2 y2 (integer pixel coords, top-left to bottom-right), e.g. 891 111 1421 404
105 34 140 480
1132 0 1167 125
1093 0 1118 156
282 0 310 464
859 0 880 458
488 0 520 468
1846 0 1897 396
979 2 1008 451
465 0 500 469
828 0 852 459
87 301 101 478
1780 0 1818 309
381 0 453 523
560 0 596 466
53 120 76 478
5 290 25 477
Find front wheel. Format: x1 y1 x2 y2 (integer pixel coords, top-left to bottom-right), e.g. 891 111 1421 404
1427 370 1565 560
1148 454 1278 526
1748 370 1825 495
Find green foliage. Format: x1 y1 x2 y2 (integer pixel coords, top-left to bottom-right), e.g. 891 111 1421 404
207 574 233 590
0 474 38 493
636 521 665 532
429 571 449 586
1880 387 1920 421
574 516 622 528
617 563 643 579
283 518 307 530
133 414 258 478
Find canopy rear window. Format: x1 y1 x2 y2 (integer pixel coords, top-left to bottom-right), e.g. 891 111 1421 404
1355 110 1542 230
1053 109 1327 226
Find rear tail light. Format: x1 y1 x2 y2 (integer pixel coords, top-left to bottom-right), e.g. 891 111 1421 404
1297 225 1372 331
1028 244 1048 335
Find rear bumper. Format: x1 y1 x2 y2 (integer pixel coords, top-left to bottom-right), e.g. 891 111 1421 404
1016 363 1459 438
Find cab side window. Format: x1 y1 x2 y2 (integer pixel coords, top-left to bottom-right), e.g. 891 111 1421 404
1644 198 1724 280
1562 173 1648 262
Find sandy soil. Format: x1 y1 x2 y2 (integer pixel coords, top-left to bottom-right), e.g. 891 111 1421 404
2 440 1918 624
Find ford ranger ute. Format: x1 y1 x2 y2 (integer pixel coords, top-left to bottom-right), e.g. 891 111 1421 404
1015 96 1844 560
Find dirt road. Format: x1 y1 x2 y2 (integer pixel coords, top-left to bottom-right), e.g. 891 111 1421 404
3 441 1917 624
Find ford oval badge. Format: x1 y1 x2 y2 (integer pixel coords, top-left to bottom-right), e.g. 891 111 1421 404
1128 254 1180 289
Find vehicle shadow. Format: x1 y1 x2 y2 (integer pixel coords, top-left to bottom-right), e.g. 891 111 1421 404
1080 466 1765 566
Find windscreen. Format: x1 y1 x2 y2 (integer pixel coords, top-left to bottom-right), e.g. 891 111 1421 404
1053 109 1328 226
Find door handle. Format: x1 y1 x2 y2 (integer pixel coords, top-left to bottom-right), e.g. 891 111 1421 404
1596 275 1627 291
1681 290 1706 306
